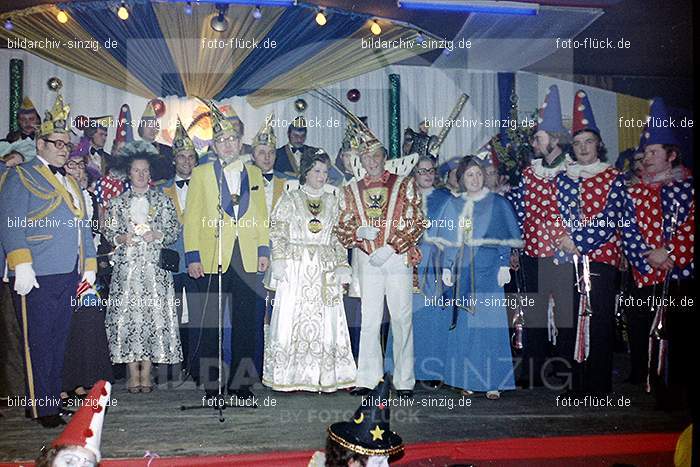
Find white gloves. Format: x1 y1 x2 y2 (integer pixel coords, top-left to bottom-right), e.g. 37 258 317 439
14 263 39 296
334 266 353 285
356 226 379 241
82 270 96 286
442 268 453 287
369 245 394 267
497 266 511 287
271 260 288 281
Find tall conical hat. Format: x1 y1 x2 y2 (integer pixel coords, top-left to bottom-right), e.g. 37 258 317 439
643 97 680 147
172 117 196 154
114 104 134 146
51 381 111 462
208 100 240 140
537 85 567 134
140 101 157 121
251 114 277 148
19 96 38 115
571 89 600 136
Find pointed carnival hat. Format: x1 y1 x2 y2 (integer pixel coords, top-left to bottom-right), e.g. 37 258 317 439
251 114 277 148
19 96 39 116
537 85 567 134
474 138 499 168
642 97 679 147
51 380 111 462
114 104 134 146
571 89 600 136
172 117 196 154
39 93 71 137
208 100 240 140
327 375 403 457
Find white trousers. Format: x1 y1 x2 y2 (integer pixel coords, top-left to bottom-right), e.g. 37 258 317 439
356 250 415 390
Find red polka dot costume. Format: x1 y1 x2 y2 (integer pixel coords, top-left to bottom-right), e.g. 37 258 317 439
553 164 651 273
628 177 694 287
509 160 570 258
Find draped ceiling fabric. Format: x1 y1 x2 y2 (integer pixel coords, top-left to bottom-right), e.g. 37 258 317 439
0 4 153 98
433 6 603 72
0 1 436 104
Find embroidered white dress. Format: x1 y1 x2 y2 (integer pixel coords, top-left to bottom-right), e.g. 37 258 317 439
263 185 356 392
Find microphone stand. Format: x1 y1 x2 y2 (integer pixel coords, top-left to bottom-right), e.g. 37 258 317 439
180 156 255 421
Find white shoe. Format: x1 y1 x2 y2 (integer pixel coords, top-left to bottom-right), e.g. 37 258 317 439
486 390 501 400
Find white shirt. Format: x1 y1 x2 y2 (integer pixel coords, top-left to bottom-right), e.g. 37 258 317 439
223 161 242 218
262 170 274 215
174 174 189 213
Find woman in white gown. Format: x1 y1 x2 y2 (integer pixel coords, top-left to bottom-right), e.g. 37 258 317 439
263 152 357 392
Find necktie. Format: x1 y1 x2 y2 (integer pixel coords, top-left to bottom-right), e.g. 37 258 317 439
49 165 66 176
176 179 189 188
263 173 273 182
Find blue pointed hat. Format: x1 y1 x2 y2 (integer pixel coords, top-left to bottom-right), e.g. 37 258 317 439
537 85 567 134
643 97 679 147
571 90 599 136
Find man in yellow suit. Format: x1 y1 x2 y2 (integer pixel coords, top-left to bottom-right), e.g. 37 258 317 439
184 101 269 401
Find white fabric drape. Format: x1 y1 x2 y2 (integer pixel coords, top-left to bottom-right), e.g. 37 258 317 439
2 50 498 159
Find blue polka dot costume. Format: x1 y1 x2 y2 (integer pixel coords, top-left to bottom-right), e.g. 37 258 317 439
552 165 652 274
628 177 694 287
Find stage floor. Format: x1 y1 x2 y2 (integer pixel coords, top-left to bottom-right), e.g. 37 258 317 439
0 375 690 462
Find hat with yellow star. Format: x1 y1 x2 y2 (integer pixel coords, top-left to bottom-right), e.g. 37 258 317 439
39 93 71 137
252 114 276 149
327 374 403 457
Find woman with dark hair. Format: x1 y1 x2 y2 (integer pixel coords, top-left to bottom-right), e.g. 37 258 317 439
103 141 182 393
427 156 522 399
263 151 356 392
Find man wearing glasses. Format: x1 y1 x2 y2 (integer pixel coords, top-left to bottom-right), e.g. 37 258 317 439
0 93 97 428
183 101 269 401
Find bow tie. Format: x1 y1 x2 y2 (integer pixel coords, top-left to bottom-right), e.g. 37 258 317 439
49 165 66 176
90 147 102 156
176 179 189 188
263 173 274 182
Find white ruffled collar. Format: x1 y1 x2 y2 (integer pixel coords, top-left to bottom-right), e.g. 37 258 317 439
531 154 572 179
301 184 324 197
566 160 610 180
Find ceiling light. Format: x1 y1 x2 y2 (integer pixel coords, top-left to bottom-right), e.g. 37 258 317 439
370 19 382 35
315 9 327 26
117 2 129 20
210 5 229 32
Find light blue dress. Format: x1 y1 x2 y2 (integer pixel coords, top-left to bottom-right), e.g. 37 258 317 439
426 188 522 392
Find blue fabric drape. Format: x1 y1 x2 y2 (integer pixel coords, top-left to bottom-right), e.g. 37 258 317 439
215 8 367 99
497 72 514 146
68 1 186 97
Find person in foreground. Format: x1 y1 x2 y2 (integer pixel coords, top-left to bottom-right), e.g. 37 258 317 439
309 374 404 466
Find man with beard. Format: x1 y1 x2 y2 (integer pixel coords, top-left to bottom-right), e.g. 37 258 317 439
3 97 40 143
508 85 574 388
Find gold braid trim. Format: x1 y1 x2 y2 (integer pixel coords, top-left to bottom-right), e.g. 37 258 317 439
387 178 426 254
17 167 57 200
28 197 62 221
327 427 404 457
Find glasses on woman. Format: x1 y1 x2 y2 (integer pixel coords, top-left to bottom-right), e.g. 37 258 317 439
43 138 74 151
65 160 86 170
416 168 436 175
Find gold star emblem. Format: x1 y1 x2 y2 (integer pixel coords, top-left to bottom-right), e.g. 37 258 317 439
370 425 385 441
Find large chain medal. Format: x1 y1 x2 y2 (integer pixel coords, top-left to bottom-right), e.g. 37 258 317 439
307 197 323 233
362 187 388 220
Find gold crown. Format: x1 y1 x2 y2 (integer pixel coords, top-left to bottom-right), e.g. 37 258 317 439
39 94 71 137
251 114 276 148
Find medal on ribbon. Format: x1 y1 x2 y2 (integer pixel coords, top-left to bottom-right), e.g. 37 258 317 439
307 198 323 233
